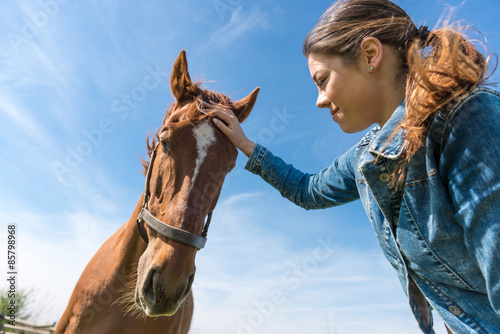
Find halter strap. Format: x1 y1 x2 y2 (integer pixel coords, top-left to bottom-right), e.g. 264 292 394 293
137 208 207 250
136 140 213 250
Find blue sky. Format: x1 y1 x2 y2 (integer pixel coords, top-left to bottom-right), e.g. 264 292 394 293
0 0 499 332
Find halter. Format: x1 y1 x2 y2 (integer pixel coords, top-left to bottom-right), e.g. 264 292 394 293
137 140 213 250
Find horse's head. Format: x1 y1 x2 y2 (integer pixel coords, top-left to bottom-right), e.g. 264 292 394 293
134 50 259 316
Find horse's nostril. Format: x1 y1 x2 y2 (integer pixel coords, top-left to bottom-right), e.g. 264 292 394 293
143 268 158 304
182 273 195 300
187 273 195 287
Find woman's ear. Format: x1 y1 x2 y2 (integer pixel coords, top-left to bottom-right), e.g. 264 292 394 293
360 37 384 72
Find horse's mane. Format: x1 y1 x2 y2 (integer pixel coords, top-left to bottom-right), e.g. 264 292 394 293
141 80 232 174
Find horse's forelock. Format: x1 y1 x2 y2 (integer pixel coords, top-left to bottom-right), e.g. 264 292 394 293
141 81 232 174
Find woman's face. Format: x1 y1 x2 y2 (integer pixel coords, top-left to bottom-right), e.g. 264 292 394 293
308 53 390 133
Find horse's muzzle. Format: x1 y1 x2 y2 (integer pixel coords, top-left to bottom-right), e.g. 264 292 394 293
136 268 195 317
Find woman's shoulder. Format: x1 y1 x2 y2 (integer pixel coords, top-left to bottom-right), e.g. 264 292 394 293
429 87 500 152
447 87 500 119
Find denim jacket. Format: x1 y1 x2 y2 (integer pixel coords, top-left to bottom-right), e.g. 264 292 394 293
245 88 500 333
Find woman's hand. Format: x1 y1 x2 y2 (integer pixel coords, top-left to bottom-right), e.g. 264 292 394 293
203 101 256 157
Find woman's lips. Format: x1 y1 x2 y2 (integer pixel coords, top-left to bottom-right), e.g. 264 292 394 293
330 108 339 117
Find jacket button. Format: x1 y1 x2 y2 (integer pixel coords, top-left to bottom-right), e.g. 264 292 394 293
379 173 391 183
393 216 399 225
449 305 462 316
431 129 442 141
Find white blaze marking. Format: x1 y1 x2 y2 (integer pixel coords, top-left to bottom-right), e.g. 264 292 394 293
192 122 216 186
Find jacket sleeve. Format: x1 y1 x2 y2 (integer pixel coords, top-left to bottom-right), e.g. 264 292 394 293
439 90 500 313
245 143 360 210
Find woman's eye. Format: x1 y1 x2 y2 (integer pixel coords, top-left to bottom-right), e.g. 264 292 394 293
317 78 326 88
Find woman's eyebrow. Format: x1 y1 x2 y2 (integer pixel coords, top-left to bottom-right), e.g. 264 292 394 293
312 72 321 84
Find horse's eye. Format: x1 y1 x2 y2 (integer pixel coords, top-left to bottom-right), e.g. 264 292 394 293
159 129 171 152
161 139 170 152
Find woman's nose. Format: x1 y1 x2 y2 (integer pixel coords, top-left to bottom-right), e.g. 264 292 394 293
316 91 330 109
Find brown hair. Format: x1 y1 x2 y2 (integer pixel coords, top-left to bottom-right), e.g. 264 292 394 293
303 0 491 182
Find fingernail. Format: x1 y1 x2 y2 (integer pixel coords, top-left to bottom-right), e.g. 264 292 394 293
213 118 218 124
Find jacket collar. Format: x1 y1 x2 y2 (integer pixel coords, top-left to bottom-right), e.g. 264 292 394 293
367 100 406 160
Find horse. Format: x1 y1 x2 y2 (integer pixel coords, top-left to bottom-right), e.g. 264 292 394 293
56 50 260 334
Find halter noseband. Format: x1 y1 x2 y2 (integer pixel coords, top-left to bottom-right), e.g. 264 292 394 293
137 141 213 250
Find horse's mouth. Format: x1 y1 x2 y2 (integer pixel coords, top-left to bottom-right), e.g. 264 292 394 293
135 272 195 317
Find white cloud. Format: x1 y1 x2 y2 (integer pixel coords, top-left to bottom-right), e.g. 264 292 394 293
200 6 269 52
0 95 61 155
435 0 469 30
222 191 263 206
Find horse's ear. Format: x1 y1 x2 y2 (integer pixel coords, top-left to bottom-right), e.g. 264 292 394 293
232 87 260 123
170 50 194 102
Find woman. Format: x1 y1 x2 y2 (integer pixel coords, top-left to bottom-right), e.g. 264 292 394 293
205 0 500 333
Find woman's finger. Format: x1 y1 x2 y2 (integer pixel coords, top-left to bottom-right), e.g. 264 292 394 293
199 101 241 134
212 117 228 131
200 101 234 119
200 100 219 111
201 100 229 112
211 108 237 125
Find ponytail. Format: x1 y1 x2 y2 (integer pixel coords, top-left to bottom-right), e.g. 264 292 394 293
395 24 489 181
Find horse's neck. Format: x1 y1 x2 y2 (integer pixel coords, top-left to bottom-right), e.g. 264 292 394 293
56 196 147 333
95 196 147 283
115 196 148 270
